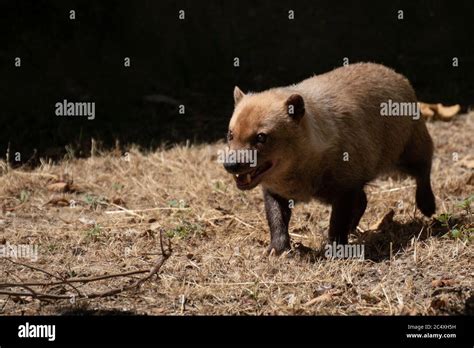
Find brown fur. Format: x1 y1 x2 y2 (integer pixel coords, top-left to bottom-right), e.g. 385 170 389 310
225 63 436 253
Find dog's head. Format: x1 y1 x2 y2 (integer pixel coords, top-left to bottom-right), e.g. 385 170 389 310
224 86 306 190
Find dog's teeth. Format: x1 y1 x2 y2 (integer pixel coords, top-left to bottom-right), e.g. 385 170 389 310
235 174 240 178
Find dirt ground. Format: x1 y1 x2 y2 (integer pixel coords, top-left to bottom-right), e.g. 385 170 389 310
0 113 472 315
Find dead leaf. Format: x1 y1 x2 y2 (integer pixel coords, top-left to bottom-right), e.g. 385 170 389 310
431 278 457 288
304 289 342 306
47 182 70 193
436 103 461 120
420 103 435 119
45 196 70 207
419 102 461 121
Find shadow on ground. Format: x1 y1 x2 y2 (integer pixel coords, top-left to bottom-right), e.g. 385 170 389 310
291 214 470 263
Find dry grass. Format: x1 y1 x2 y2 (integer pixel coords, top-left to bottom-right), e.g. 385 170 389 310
0 114 472 315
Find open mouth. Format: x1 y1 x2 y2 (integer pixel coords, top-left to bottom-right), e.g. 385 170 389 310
233 161 273 190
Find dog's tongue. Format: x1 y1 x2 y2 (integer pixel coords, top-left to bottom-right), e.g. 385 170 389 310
237 173 252 185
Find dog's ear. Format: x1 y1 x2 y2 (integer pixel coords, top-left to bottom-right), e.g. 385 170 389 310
234 86 245 105
285 94 305 121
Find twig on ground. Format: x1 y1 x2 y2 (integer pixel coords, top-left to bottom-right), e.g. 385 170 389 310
105 206 190 215
0 230 172 302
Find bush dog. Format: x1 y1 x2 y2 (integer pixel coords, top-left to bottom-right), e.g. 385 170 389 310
224 63 436 254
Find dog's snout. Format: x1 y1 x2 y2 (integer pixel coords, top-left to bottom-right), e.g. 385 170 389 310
223 162 243 174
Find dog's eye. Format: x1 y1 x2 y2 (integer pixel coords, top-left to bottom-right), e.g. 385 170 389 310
256 133 267 144
227 130 233 141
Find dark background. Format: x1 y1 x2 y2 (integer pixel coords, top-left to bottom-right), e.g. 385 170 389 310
1 0 473 165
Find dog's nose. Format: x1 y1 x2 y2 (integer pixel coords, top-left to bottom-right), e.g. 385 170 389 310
223 162 243 174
